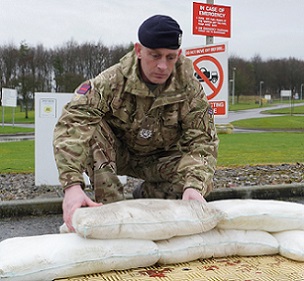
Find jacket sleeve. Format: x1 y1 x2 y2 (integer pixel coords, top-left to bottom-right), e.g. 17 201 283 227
177 81 219 196
53 78 109 189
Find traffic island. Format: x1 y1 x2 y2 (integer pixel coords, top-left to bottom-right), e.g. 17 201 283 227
215 123 234 134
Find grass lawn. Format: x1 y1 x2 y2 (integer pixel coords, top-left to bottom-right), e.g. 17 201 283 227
228 97 303 111
0 100 303 173
0 126 34 134
0 132 303 173
0 107 34 123
232 115 304 130
262 105 304 115
217 132 304 167
0 141 34 173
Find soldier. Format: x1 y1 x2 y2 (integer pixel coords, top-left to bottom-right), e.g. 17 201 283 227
53 15 219 231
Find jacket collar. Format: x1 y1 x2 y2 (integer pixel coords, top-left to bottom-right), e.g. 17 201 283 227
119 49 188 99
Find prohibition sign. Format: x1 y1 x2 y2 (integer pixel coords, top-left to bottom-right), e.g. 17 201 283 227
193 55 224 100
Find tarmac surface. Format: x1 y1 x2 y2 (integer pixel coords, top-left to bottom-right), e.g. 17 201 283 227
1 214 63 242
1 103 304 242
1 183 304 242
216 102 304 124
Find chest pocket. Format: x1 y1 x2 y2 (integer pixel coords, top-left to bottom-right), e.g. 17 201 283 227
111 93 134 124
162 103 180 127
160 103 181 145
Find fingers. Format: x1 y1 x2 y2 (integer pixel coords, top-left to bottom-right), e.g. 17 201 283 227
62 200 79 232
63 212 75 232
62 193 103 232
182 188 205 202
86 198 103 208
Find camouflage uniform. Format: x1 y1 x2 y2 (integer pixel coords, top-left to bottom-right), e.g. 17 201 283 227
53 50 219 204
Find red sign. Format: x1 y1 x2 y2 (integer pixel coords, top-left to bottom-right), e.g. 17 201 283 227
193 2 231 38
193 55 223 100
184 43 228 118
209 101 226 115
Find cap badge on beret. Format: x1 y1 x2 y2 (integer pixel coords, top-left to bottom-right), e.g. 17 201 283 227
178 33 182 47
138 15 183 49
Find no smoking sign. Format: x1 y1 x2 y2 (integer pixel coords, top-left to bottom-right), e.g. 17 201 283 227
184 43 228 118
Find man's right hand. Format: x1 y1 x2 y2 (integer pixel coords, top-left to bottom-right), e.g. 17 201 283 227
62 184 102 232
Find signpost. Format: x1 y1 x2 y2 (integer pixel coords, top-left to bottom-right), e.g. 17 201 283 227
193 2 231 38
188 1 231 120
184 42 228 118
1 88 18 127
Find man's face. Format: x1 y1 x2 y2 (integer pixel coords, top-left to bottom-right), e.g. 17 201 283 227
135 43 181 84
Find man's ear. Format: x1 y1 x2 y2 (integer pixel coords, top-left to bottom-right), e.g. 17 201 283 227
134 43 142 59
178 49 182 57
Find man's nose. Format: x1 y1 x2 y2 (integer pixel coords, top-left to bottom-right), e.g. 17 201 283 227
157 59 167 71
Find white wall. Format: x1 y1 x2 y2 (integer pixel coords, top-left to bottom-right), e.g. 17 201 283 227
35 93 73 185
35 93 127 186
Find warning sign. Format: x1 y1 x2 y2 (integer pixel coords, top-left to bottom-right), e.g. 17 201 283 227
1 88 17 107
193 2 231 38
184 43 228 118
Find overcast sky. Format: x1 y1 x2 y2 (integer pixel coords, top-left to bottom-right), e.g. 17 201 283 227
1 0 304 60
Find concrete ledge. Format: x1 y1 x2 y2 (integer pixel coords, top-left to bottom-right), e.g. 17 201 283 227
0 198 62 218
206 183 304 201
0 183 303 218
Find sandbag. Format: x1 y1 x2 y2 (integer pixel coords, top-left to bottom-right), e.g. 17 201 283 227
209 199 304 232
272 230 304 262
156 228 279 264
71 199 224 240
0 233 159 281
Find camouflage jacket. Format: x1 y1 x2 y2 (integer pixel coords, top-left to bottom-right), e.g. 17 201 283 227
53 50 219 192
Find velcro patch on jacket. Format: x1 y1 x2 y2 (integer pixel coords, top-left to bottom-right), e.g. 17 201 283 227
77 83 91 95
208 107 214 123
208 107 214 117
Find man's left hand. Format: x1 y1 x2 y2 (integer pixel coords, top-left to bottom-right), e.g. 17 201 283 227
182 187 206 203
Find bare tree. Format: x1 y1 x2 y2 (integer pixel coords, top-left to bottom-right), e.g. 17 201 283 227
17 42 35 117
0 44 19 89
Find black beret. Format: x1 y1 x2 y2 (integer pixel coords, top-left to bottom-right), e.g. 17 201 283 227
138 15 183 49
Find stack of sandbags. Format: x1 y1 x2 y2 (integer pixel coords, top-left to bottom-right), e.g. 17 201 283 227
0 198 303 281
209 199 304 262
0 234 159 281
156 228 279 264
0 199 223 281
68 199 223 240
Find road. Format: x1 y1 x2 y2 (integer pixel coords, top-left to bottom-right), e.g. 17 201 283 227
216 102 304 124
0 214 63 242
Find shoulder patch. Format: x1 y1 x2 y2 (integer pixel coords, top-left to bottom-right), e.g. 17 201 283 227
208 106 214 123
208 107 214 116
77 82 91 95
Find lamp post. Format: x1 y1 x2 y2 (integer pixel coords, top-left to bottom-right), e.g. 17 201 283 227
232 67 236 105
259 81 264 106
301 83 303 100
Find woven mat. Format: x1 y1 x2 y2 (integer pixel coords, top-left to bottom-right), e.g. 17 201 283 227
56 255 304 281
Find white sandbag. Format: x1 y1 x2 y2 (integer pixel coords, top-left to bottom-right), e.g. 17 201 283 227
209 199 304 232
156 228 279 264
71 199 224 240
0 233 159 281
272 230 304 262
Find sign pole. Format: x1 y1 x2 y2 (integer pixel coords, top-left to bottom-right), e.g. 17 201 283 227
1 106 4 128
206 0 214 45
0 83 3 128
12 107 15 127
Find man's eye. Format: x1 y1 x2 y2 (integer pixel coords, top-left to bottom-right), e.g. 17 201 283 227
167 56 176 60
151 54 160 59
